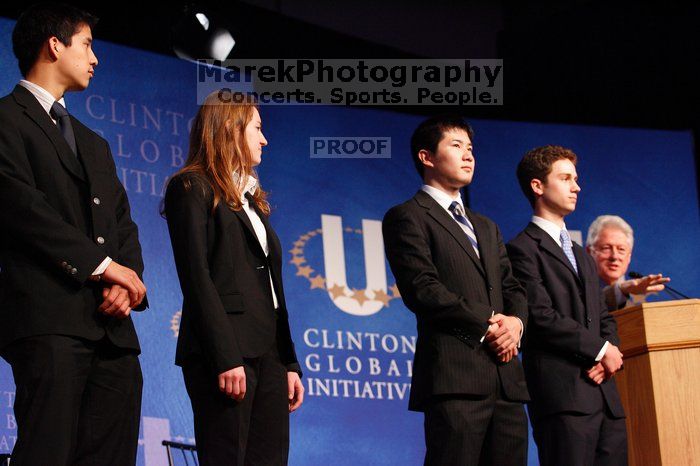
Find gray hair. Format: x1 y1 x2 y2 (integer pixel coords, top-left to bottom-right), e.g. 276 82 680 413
586 215 634 249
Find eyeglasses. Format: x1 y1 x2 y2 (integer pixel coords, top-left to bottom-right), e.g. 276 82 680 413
593 244 630 257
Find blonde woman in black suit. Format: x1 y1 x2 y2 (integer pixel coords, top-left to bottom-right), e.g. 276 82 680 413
164 91 303 466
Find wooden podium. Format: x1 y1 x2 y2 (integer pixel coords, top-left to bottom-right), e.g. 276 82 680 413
612 299 700 466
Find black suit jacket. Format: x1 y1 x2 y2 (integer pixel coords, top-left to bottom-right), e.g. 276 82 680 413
506 222 625 419
603 283 628 311
0 85 146 352
383 190 530 411
164 174 300 376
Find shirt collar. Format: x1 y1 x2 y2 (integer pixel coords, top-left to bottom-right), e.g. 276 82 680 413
421 184 464 213
18 80 66 116
531 215 568 247
232 172 258 199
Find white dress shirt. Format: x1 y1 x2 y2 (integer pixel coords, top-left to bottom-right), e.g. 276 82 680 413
18 80 112 277
421 184 467 220
531 216 608 361
237 174 279 309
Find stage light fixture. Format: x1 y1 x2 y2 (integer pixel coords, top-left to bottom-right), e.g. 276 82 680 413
172 5 236 61
195 13 209 30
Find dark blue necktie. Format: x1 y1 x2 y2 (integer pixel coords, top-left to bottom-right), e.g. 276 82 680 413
50 101 77 156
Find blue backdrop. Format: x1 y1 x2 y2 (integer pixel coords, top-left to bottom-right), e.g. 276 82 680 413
0 17 698 465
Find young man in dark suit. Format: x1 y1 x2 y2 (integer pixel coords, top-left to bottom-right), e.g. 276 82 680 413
0 4 147 465
382 115 529 466
506 145 627 466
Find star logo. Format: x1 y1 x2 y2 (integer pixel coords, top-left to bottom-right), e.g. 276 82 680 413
352 288 369 306
309 275 326 289
290 222 399 312
296 265 313 278
327 283 347 299
372 289 391 306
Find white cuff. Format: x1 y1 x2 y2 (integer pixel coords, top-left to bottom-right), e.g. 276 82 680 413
515 317 524 348
480 328 488 343
595 341 609 362
480 310 496 343
91 256 112 276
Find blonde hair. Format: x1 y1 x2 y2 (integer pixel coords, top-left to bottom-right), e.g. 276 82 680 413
174 90 270 215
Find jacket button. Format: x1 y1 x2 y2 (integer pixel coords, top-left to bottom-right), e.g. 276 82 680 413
488 285 494 291
587 317 592 323
93 197 101 205
96 236 105 245
70 268 78 275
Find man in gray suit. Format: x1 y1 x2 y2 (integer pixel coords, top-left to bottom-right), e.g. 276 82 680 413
382 115 529 466
585 215 669 310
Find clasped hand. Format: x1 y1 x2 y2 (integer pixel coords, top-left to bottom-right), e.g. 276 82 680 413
587 343 623 384
95 261 147 318
485 314 522 363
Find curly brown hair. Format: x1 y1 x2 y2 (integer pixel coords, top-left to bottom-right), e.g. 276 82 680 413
516 145 577 207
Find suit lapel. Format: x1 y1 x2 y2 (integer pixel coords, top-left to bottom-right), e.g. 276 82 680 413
12 86 86 182
572 245 587 287
231 206 266 257
415 190 485 277
573 244 594 303
253 196 280 261
526 222 582 285
465 207 495 285
251 198 285 304
71 116 97 185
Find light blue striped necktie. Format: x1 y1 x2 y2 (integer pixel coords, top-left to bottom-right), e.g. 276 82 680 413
449 201 480 258
560 228 578 273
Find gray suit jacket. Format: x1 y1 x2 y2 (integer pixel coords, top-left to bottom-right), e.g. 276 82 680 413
603 284 625 312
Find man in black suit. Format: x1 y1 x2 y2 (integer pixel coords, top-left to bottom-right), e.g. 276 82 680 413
0 4 147 465
383 115 529 466
506 145 627 466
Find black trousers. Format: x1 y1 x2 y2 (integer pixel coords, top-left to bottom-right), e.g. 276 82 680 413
183 344 289 466
423 390 528 466
1 335 142 466
531 390 628 466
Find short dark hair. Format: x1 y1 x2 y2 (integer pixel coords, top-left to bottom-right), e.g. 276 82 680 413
12 3 98 77
410 114 474 178
516 145 578 207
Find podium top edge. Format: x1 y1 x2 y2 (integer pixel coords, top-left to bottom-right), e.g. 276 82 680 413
612 298 700 316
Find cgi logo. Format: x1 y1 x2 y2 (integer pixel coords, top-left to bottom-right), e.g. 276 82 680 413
291 215 401 317
310 137 391 159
